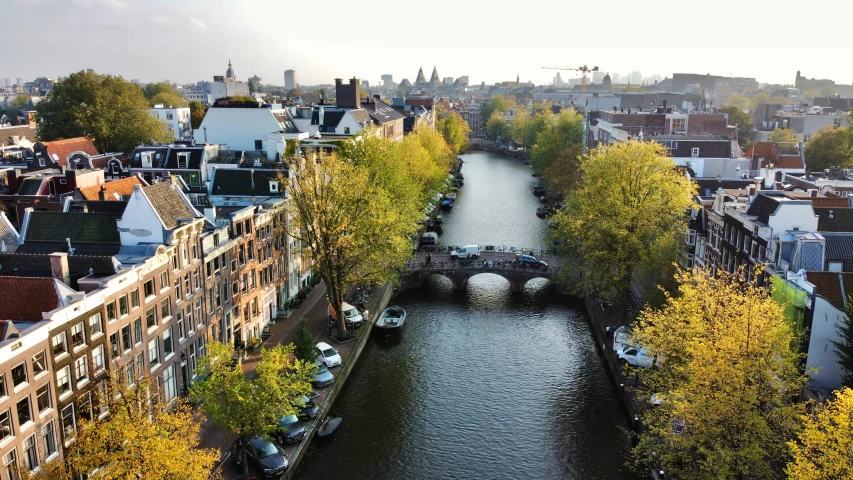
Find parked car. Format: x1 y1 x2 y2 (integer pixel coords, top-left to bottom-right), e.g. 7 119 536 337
316 342 341 368
232 436 288 479
617 346 661 368
613 325 633 352
313 362 335 388
297 395 320 420
516 254 547 269
274 414 306 444
450 245 480 260
341 302 363 328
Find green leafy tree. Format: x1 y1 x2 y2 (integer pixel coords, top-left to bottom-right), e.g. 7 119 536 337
553 141 696 319
485 113 508 140
248 78 257 94
805 125 853 172
319 88 327 100
786 387 853 479
37 70 172 152
719 105 755 150
632 267 808 479
768 128 800 143
480 95 514 123
9 94 30 111
189 100 206 130
294 318 317 363
435 108 471 155
143 82 187 107
529 109 584 175
191 341 314 479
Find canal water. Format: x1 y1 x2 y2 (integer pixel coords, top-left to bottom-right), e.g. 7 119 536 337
296 152 636 479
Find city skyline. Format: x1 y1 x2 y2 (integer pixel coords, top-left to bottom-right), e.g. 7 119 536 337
4 0 853 88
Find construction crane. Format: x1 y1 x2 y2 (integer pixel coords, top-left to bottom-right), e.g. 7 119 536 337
542 65 599 92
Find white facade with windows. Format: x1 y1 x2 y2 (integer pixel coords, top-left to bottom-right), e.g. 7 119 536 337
150 106 191 141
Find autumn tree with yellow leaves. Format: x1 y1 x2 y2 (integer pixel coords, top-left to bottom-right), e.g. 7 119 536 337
786 387 853 479
632 267 809 479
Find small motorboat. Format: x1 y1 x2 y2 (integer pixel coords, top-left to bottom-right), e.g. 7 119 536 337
536 207 549 219
441 199 453 211
445 192 457 202
376 306 406 335
317 416 342 437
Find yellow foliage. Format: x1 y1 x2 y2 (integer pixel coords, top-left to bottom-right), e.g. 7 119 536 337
786 387 853 479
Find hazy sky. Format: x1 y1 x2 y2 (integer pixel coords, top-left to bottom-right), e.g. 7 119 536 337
5 0 853 88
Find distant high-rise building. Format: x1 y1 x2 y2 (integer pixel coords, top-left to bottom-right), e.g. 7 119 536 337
381 74 394 88
3 78 9 88
630 71 642 85
15 78 22 87
611 73 621 84
284 69 297 90
361 80 370 89
554 72 564 86
443 77 454 85
592 71 606 84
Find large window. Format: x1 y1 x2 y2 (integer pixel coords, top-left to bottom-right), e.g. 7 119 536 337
31 351 46 377
71 322 86 348
75 357 89 384
144 279 155 298
163 328 174 357
106 301 116 322
149 339 160 366
52 332 68 357
130 288 140 308
159 271 168 290
89 312 103 337
61 404 76 441
134 318 142 344
56 366 71 397
12 363 27 387
92 345 105 371
16 396 31 427
0 409 12 442
160 299 170 319
146 307 157 329
121 325 131 352
164 365 177 402
36 384 51 413
119 295 129 317
3 449 17 480
42 421 57 458
109 332 120 360
23 433 37 471
0 374 6 398
135 352 144 382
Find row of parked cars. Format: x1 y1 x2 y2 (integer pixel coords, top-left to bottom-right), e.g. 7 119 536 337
232 342 344 478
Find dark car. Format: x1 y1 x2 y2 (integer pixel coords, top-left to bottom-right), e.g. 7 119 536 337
298 396 320 420
312 362 335 388
516 254 548 270
275 414 306 444
232 436 288 479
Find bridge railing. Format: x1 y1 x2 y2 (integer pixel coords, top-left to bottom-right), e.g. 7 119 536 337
414 245 553 257
402 259 562 275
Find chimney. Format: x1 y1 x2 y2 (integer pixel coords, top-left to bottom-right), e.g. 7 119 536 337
98 184 107 201
49 252 70 286
754 177 763 193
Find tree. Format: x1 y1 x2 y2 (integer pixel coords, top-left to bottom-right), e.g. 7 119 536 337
191 341 314 479
719 105 755 150
318 88 327 100
58 376 219 479
529 109 584 176
632 267 808 480
552 141 696 318
542 143 582 194
805 125 853 172
485 113 508 140
248 78 257 94
37 70 172 152
143 82 187 107
480 95 514 123
768 128 800 143
435 108 471 155
786 387 853 479
832 297 853 387
189 100 206 130
724 93 752 109
294 318 317 363
9 94 30 111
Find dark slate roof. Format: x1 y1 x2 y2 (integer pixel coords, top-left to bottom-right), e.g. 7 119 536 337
816 208 853 233
0 277 59 321
805 271 853 310
653 137 732 158
0 253 118 278
211 169 282 196
694 177 755 196
18 177 46 195
824 234 853 260
24 212 120 244
0 125 37 144
131 146 205 170
143 182 198 229
16 241 121 256
0 214 18 251
745 194 782 225
362 98 406 124
310 110 346 131
78 200 129 214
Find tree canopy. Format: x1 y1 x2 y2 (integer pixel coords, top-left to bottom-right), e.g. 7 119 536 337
718 105 755 150
143 82 187 108
485 113 508 140
786 387 853 479
435 108 471 155
768 128 800 143
529 110 584 176
633 267 808 480
804 125 852 172
188 100 206 130
481 95 514 123
553 141 696 312
37 70 172 152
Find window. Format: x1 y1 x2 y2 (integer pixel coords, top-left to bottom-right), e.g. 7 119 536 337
61 404 76 441
52 332 68 357
232 281 238 296
184 273 191 297
163 328 174 357
829 261 844 272
177 313 185 340
671 118 686 133
215 282 221 308
74 357 88 384
164 365 177 402
135 353 144 382
177 151 189 168
146 307 157 329
133 318 142 345
96 383 108 417
121 325 131 352
248 241 254 260
196 298 204 328
16 396 32 427
125 361 135 386
92 345 105 371
686 230 696 246
193 271 200 290
241 275 247 293
12 363 27 387
106 301 116 322
185 307 194 332
159 271 168 290
119 295 129 316
0 375 7 398
31 351 46 377
3 450 17 480
172 252 178 270
208 288 214 312
0 410 12 442
22 434 37 471
42 421 56 458
89 312 103 337
161 299 171 319
250 270 257 289
174 279 182 301
36 384 51 413
71 322 85 349
109 332 120 359
131 288 140 308
144 279 155 298
254 140 263 150
149 339 160 366
56 366 71 397
691 147 700 157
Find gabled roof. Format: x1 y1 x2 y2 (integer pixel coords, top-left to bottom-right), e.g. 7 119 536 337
361 98 405 125
0 212 20 252
746 142 804 170
0 277 62 322
142 182 200 230
42 137 99 166
131 146 205 170
816 207 853 232
823 234 853 260
805 271 853 310
77 176 144 201
0 253 118 279
211 169 282 197
0 125 36 144
745 194 783 225
18 211 122 256
76 200 129 214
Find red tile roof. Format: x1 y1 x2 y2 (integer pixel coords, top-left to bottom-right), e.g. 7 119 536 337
78 176 143 201
0 277 60 321
806 271 853 310
746 142 804 170
43 137 99 166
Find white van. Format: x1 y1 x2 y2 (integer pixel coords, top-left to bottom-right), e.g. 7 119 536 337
328 301 364 328
450 245 480 260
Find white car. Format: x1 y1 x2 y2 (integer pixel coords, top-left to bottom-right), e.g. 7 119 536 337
616 345 660 368
613 325 633 352
450 245 480 260
316 342 341 368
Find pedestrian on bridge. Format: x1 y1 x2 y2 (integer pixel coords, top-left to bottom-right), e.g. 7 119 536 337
426 253 431 266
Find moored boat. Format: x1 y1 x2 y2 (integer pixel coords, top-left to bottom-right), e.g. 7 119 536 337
376 306 406 335
441 199 453 210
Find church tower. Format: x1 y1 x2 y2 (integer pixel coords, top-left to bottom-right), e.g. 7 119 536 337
225 59 236 81
429 66 440 88
415 67 427 87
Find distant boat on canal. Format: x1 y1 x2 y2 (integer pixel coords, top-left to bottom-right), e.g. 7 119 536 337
375 306 406 335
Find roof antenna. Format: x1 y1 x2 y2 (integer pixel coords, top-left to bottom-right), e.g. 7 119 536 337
66 237 75 256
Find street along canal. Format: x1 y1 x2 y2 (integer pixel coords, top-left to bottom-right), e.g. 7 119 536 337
296 152 637 479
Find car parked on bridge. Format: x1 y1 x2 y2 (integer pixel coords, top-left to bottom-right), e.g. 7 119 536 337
450 245 480 260
516 254 548 270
